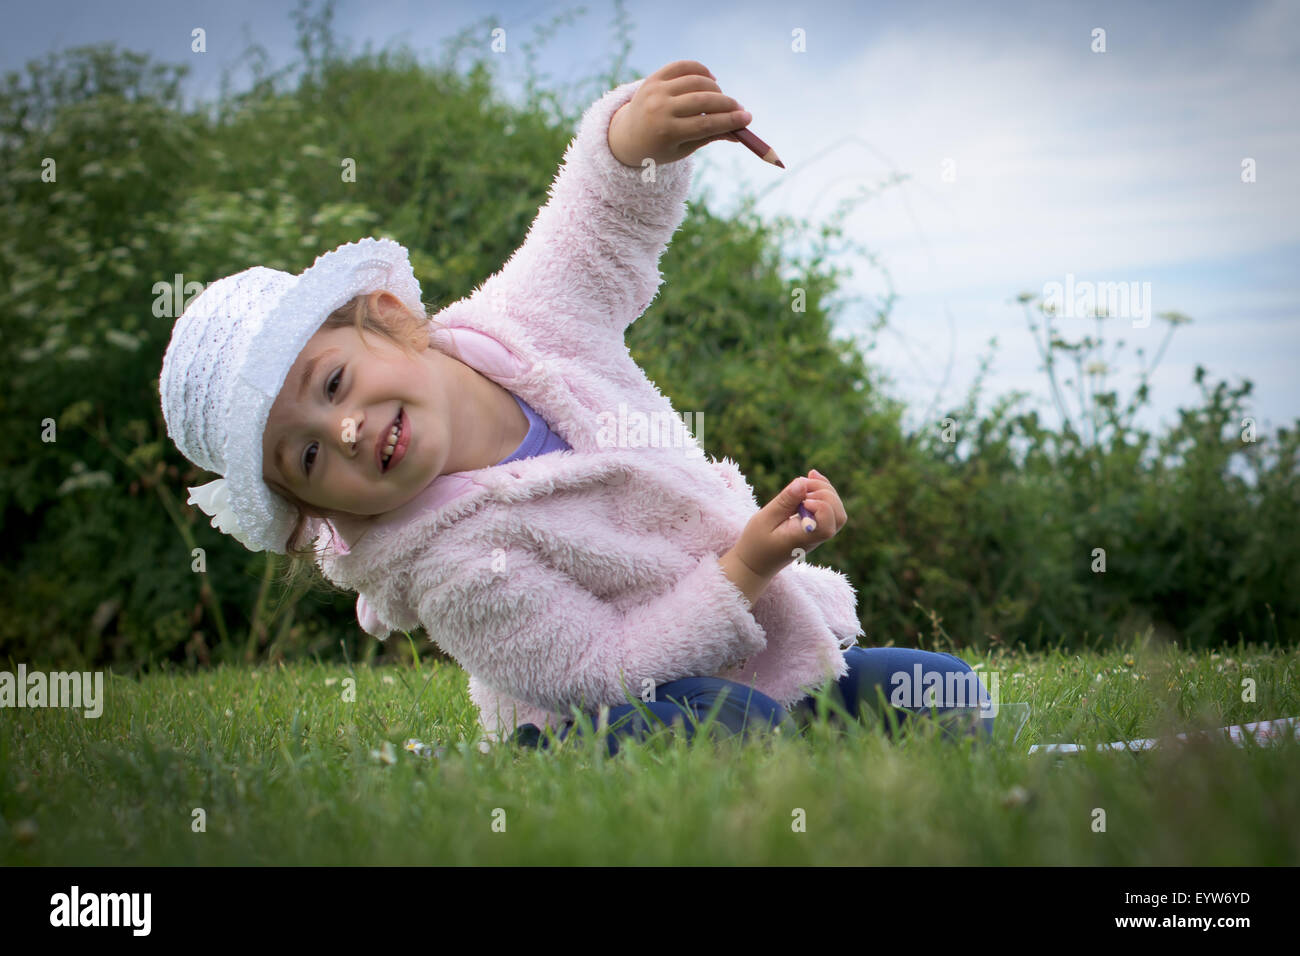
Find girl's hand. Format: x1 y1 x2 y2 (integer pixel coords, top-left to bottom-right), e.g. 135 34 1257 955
608 60 751 168
735 469 847 579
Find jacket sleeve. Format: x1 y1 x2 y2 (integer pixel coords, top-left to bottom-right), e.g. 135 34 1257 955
468 673 568 745
463 77 696 342
356 593 389 639
784 560 866 649
415 546 768 717
355 590 420 641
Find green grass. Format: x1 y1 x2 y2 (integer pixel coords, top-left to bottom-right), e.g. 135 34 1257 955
2 632 1298 865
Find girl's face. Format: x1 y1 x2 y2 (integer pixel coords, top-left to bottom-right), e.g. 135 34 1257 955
261 317 458 518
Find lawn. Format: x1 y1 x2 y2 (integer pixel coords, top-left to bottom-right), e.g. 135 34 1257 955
2 632 1297 865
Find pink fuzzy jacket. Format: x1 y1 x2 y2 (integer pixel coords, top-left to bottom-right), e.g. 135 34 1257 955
313 77 864 742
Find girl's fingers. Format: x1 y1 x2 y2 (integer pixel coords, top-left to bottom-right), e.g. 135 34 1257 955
801 473 845 531
669 90 742 117
802 496 842 532
656 60 717 84
662 74 722 100
821 498 845 526
680 113 750 147
700 130 741 146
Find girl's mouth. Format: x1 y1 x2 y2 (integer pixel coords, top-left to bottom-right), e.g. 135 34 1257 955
380 409 408 472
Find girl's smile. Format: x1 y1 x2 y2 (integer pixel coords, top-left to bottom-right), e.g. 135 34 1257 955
379 407 409 472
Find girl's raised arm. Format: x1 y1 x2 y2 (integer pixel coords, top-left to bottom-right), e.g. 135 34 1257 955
446 74 697 348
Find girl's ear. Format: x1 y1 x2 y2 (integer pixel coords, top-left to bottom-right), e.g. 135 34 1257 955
374 290 405 320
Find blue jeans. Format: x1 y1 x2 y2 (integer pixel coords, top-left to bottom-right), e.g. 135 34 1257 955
510 647 996 756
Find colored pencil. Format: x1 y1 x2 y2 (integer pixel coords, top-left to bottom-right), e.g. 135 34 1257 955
798 502 816 533
733 126 784 168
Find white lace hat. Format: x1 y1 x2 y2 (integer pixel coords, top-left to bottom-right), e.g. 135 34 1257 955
159 236 426 554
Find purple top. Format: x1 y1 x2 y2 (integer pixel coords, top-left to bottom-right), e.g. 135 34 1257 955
495 392 573 464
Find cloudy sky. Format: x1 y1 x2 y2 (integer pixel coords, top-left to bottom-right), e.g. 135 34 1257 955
6 0 1297 442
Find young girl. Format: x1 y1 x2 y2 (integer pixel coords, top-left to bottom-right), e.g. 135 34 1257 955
160 60 995 755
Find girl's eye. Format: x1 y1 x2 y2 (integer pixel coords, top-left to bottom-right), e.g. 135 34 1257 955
304 368 343 475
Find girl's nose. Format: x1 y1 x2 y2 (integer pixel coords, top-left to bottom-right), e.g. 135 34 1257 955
335 412 363 457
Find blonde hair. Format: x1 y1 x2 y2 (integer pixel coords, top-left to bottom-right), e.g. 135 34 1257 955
267 290 461 591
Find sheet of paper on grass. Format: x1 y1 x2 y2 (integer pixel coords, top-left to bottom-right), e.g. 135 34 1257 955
1029 716 1300 754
